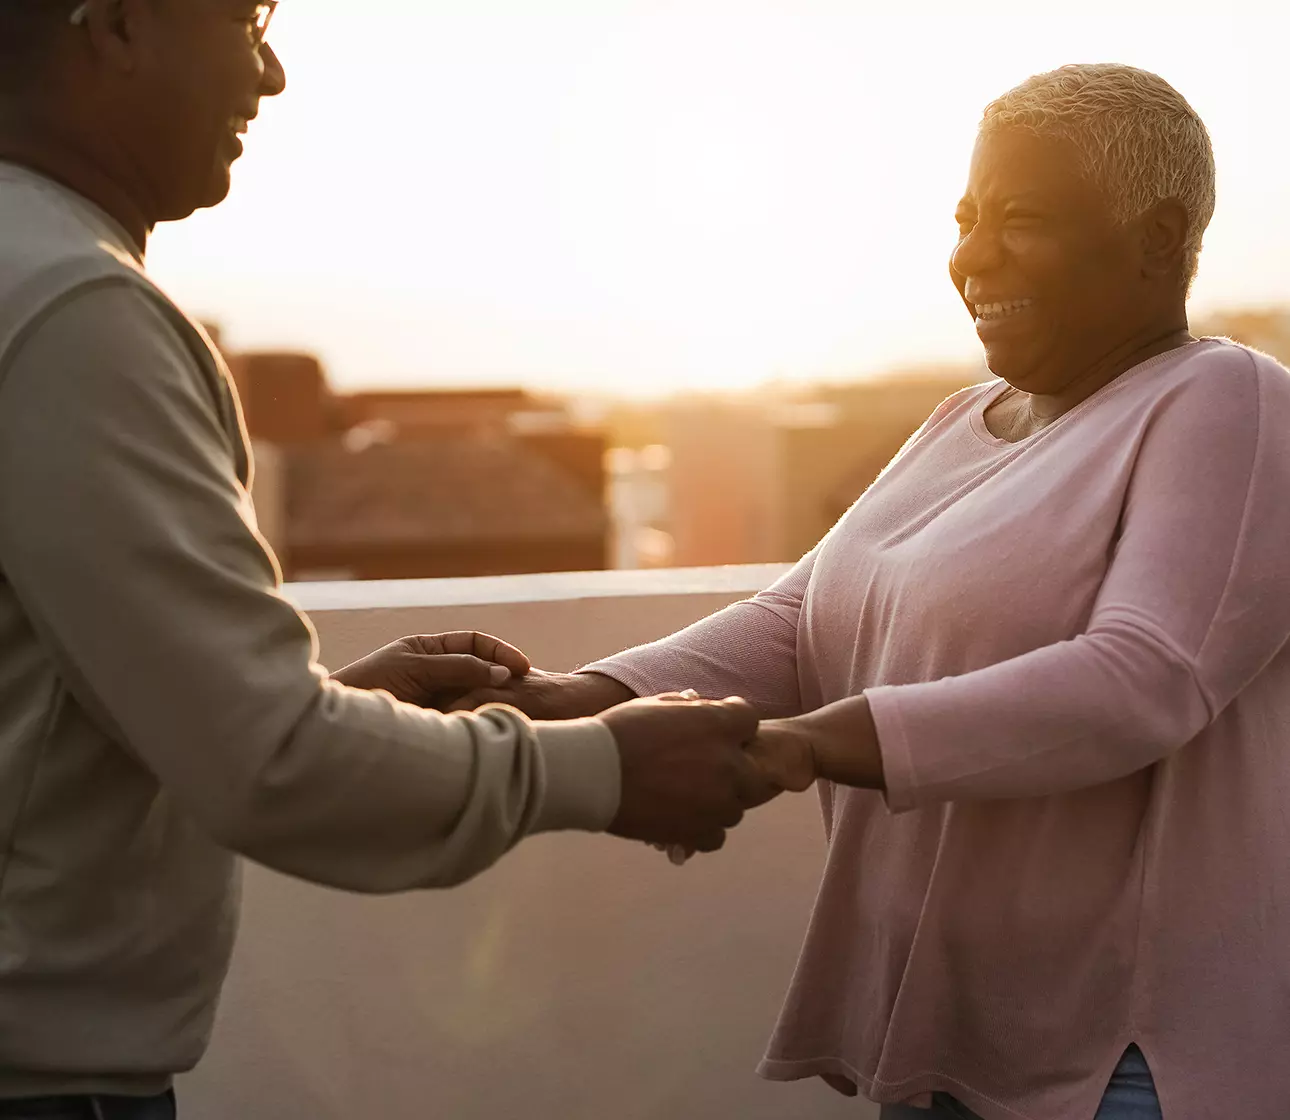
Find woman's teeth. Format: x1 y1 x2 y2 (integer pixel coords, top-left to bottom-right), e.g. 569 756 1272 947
975 299 1034 321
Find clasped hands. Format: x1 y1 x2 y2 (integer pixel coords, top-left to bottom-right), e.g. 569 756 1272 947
331 632 819 858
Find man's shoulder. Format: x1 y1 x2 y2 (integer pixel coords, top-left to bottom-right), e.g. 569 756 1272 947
0 168 164 355
0 173 218 396
0 165 139 268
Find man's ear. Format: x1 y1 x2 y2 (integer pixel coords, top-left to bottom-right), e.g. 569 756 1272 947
1139 197 1190 282
80 0 151 73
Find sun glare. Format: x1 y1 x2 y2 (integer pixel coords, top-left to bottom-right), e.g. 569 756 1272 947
146 0 1290 395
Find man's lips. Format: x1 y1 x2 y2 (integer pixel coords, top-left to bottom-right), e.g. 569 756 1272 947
224 111 256 159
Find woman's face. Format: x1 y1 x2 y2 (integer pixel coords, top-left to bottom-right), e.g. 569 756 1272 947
949 128 1147 395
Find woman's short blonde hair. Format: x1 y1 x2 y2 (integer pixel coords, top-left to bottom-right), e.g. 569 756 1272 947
980 63 1216 288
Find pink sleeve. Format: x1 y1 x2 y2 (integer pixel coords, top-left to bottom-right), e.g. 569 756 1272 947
577 546 818 719
869 352 1290 810
579 389 980 719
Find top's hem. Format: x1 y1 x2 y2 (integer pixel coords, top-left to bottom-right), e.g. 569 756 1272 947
757 1055 1036 1120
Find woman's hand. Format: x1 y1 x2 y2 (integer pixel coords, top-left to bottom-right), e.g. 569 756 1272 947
330 631 531 709
744 718 821 795
749 696 886 792
653 711 818 868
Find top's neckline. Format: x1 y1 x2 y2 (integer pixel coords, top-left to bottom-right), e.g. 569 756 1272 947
967 339 1217 449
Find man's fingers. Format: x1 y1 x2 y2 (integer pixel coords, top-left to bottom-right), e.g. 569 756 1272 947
408 653 505 693
413 632 531 677
467 633 531 676
735 756 783 809
718 801 745 830
688 829 727 854
712 696 760 741
644 694 757 739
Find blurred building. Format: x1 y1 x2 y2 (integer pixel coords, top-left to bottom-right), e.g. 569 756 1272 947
1194 307 1290 366
656 370 983 566
222 351 609 581
605 444 674 568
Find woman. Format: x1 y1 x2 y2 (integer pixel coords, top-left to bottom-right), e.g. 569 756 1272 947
460 64 1290 1119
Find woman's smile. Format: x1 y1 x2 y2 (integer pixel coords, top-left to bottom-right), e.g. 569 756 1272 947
973 297 1038 342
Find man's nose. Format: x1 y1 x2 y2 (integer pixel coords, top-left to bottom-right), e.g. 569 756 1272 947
258 41 287 98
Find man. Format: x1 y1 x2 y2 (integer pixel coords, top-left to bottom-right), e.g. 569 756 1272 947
0 3 776 1116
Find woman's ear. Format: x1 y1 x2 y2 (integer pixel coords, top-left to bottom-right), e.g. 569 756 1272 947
1139 198 1190 281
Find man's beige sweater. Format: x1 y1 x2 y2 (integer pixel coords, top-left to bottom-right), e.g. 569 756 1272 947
0 162 620 1098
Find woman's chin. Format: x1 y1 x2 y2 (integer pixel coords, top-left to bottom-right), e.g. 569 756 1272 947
982 350 1024 384
981 342 1044 388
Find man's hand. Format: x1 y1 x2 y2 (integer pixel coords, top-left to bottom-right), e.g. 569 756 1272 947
446 668 636 719
601 695 778 853
330 632 531 709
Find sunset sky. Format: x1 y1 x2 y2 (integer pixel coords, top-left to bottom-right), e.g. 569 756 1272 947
147 0 1290 395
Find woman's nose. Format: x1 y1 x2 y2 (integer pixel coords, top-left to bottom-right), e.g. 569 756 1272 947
950 224 1003 280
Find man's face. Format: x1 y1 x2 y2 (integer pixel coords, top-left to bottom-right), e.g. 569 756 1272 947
948 128 1146 395
128 0 286 220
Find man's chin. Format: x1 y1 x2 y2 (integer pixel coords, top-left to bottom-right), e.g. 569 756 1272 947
154 174 233 225
190 171 236 218
199 164 235 210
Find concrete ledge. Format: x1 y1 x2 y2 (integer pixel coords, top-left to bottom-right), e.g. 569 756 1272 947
287 563 793 613
287 565 795 672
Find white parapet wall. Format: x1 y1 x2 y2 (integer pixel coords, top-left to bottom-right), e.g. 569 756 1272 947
178 566 872 1120
284 564 795 670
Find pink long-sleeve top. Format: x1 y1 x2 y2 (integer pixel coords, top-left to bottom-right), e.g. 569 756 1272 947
583 339 1290 1120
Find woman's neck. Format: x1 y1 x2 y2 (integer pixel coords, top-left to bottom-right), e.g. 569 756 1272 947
1029 321 1195 423
988 321 1195 443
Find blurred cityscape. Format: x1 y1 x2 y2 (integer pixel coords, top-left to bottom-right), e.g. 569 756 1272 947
211 306 1290 582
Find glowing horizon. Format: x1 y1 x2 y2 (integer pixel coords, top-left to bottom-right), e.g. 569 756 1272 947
147 0 1290 396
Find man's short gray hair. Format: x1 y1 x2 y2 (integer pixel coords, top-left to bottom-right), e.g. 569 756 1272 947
980 63 1216 288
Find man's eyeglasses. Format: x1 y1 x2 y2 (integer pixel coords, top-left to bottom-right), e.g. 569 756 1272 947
68 1 279 46
246 2 278 45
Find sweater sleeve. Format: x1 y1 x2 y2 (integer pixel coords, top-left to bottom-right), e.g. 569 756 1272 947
577 389 979 717
0 282 620 891
868 350 1290 810
578 546 819 718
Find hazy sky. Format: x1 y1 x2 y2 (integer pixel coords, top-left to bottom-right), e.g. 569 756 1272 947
147 0 1290 395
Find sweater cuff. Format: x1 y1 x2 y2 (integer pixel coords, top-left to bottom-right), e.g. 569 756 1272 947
531 717 621 833
865 685 920 814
